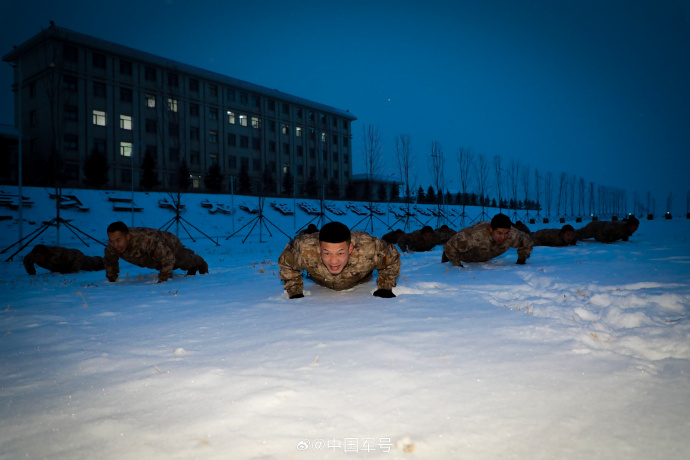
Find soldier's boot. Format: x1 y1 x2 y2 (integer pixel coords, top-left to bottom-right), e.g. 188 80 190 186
441 251 449 263
198 260 209 274
187 267 197 276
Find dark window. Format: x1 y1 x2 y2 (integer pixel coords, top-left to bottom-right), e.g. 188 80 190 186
240 92 248 104
92 53 106 69
229 155 237 168
190 127 200 140
227 88 235 102
252 95 260 107
168 72 179 87
269 141 276 152
333 152 338 162
64 164 79 181
295 107 302 118
64 134 78 150
282 103 290 115
343 153 349 164
227 133 236 146
94 138 106 154
268 100 275 111
209 107 218 120
29 110 37 126
252 138 261 150
343 121 348 130
269 121 276 132
320 114 327 125
145 67 156 82
190 103 199 117
283 143 290 155
189 78 199 92
332 134 338 145
240 135 249 148
168 123 179 136
63 76 77 91
309 148 315 158
120 60 133 76
145 145 157 157
209 130 218 143
93 81 106 98
297 146 303 157
252 158 261 171
169 148 179 161
29 82 36 98
120 87 133 103
63 45 78 62
210 85 218 98
241 157 249 169
332 117 338 128
190 150 200 164
64 105 78 121
343 137 349 147
146 119 157 133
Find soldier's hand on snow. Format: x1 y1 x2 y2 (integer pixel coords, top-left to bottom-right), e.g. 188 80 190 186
107 276 117 282
289 293 305 299
622 236 629 241
516 258 526 265
373 289 396 298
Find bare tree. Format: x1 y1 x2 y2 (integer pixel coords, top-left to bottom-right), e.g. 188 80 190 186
361 124 383 202
493 155 503 212
534 168 542 218
557 172 567 217
506 158 520 219
520 164 531 220
394 134 415 204
457 147 474 224
544 172 554 219
476 153 491 221
429 141 445 201
577 177 586 217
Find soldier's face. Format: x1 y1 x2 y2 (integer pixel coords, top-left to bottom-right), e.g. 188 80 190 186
422 232 433 243
107 231 131 253
319 241 354 274
488 227 510 245
561 230 575 244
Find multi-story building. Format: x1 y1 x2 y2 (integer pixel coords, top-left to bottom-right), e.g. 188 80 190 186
2 23 356 195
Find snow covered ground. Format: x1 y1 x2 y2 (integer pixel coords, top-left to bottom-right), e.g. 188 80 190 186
1 186 689 460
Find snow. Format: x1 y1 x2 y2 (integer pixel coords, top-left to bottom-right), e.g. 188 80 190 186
1 186 689 460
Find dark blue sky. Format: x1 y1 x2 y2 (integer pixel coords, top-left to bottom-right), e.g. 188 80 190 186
2 0 689 213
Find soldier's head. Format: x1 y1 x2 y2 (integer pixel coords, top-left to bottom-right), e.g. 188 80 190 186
488 213 512 245
560 225 575 244
107 221 131 254
421 225 434 243
31 244 49 263
318 221 353 275
624 216 639 235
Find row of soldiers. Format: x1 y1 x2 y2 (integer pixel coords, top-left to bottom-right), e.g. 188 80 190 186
22 215 639 300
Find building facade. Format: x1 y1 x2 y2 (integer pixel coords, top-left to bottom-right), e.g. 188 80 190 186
2 23 356 195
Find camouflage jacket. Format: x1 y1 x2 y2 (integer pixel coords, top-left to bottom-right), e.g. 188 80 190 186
530 228 571 247
104 227 184 282
23 246 95 275
443 221 534 264
278 231 401 297
575 221 632 243
397 229 437 253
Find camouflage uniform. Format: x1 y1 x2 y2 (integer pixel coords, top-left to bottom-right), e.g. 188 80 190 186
104 227 207 282
575 221 634 243
513 221 531 234
381 229 405 245
433 227 456 245
530 228 573 247
278 231 401 297
397 229 437 253
23 246 104 275
443 221 533 265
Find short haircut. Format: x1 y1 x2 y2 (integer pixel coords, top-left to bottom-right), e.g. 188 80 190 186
421 225 434 234
561 225 575 232
107 221 129 234
319 221 351 244
32 244 49 255
490 213 512 230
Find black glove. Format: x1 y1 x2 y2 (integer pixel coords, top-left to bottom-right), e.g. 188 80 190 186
373 289 396 298
289 293 305 299
516 258 526 265
622 236 629 242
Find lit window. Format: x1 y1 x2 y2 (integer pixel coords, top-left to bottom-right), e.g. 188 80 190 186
167 98 178 112
321 132 326 142
120 114 132 130
145 94 156 108
239 114 248 127
251 116 260 129
282 124 289 135
296 126 302 137
120 141 132 157
191 175 201 188
92 110 106 126
227 111 235 124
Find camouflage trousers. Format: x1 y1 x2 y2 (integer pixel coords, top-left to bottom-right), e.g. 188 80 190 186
172 248 206 271
454 248 496 263
80 255 105 271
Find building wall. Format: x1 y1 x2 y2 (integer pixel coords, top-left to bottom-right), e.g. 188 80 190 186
3 25 356 195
